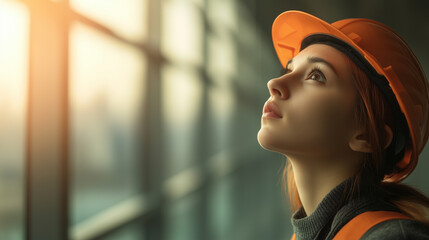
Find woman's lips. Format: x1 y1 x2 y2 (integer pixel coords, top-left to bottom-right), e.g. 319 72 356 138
263 101 282 118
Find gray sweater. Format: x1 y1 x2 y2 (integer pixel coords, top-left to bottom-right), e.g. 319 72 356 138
291 179 429 240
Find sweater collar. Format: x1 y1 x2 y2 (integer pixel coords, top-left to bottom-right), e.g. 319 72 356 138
291 178 351 240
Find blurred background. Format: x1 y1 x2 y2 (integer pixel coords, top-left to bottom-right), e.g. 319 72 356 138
0 0 429 239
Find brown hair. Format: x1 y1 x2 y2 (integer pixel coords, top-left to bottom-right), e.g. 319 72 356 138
281 56 429 224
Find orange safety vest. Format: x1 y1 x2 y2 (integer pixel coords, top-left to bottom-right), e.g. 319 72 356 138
290 211 411 240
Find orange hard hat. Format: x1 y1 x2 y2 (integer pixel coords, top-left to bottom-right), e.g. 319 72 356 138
272 10 429 182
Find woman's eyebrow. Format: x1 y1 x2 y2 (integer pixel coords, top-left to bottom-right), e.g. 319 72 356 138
307 56 338 76
285 57 338 76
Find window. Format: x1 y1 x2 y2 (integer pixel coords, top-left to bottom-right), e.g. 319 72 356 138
69 21 147 230
15 0 293 239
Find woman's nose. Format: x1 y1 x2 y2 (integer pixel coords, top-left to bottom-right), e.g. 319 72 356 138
267 77 289 99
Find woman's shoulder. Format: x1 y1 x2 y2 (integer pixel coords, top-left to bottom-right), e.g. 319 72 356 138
361 218 429 240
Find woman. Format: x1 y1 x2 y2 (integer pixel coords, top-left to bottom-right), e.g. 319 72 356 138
257 10 429 239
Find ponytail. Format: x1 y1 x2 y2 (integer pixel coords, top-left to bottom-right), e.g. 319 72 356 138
379 181 429 224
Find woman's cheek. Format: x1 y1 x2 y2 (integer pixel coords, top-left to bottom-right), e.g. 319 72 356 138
293 98 347 147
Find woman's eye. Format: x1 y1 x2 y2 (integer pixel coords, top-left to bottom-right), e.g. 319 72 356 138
307 69 326 83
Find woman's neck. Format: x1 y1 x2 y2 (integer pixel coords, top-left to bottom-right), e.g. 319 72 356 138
288 155 357 216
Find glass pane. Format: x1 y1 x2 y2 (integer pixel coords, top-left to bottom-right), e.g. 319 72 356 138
207 0 238 31
102 219 146 240
70 0 148 42
165 193 201 240
69 22 146 226
161 0 204 65
207 177 234 240
207 32 237 78
0 1 28 239
207 82 234 154
161 65 203 176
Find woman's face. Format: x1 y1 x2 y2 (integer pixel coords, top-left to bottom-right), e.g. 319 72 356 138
257 44 359 160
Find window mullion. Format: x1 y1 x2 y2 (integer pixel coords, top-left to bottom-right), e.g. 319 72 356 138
26 1 69 239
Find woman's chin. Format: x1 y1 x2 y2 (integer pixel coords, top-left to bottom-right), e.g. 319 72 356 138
257 128 280 152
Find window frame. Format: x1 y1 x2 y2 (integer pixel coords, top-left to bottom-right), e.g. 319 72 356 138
24 0 159 239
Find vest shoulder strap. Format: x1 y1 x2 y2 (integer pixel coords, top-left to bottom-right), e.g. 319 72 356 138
290 210 410 240
333 210 411 240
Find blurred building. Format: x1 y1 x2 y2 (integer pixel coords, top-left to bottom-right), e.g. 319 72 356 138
0 0 428 239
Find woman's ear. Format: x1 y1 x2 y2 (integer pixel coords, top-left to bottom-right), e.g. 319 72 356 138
349 128 372 153
349 125 393 153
